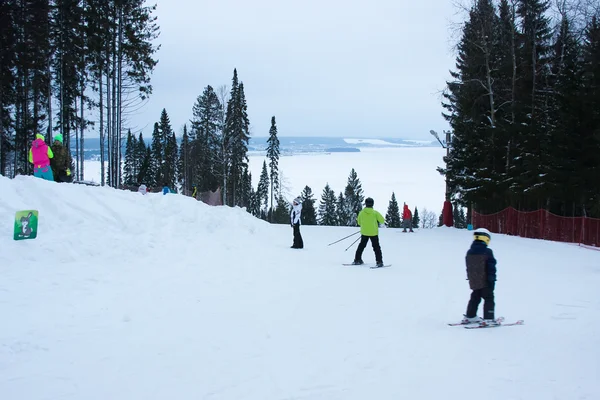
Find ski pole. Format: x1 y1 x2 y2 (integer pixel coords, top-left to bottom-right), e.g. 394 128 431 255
328 231 360 246
344 235 362 251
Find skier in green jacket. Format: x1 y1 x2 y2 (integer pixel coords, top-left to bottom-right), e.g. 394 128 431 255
352 197 385 267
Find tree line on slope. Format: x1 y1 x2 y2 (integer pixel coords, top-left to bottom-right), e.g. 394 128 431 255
441 0 600 218
0 0 159 186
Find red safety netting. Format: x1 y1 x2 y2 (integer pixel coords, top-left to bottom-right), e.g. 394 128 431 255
472 207 600 247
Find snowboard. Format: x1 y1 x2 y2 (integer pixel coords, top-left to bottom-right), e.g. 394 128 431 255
13 210 39 240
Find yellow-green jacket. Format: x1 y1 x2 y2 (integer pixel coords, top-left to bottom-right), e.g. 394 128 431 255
357 207 385 236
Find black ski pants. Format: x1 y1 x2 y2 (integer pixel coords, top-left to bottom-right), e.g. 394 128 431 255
292 223 303 249
355 235 382 263
466 287 495 320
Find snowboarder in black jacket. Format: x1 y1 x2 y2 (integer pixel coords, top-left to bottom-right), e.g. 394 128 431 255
462 228 497 326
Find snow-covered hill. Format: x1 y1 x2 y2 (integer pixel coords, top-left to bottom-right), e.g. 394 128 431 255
1 176 599 400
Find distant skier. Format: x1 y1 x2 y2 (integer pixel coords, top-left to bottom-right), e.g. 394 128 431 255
352 197 385 267
402 203 414 232
290 197 304 249
138 183 148 195
29 134 54 181
461 228 498 326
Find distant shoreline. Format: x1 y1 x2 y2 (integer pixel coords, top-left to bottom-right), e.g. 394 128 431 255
71 136 439 160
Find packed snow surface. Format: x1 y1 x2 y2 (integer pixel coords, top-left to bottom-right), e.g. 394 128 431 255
1 176 599 400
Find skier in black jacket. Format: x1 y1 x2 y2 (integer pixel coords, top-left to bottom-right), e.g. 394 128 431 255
290 197 303 249
461 228 498 326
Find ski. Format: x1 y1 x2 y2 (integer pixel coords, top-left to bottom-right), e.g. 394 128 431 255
342 263 392 268
448 321 480 326
464 318 524 329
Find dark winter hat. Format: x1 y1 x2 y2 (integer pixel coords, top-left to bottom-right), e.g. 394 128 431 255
473 228 491 245
365 197 374 207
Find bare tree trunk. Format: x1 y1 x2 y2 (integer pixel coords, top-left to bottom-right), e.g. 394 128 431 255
111 38 117 187
117 6 123 188
106 47 111 186
13 87 19 175
33 84 39 140
506 0 518 173
270 176 274 222
184 138 188 191
222 141 227 206
47 47 52 141
23 66 30 172
59 33 64 144
99 75 105 186
75 94 79 179
484 54 496 128
14 69 21 175
216 85 229 205
531 48 537 122
79 80 84 181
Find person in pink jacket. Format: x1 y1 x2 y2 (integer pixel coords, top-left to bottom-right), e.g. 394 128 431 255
29 134 54 181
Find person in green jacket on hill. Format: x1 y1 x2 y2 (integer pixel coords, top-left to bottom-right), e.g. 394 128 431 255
50 134 73 182
352 197 386 267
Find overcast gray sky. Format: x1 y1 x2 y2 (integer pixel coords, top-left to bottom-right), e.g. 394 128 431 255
131 0 460 139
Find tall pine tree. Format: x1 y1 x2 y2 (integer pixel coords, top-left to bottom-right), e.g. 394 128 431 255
178 124 192 192
190 85 222 192
344 168 364 224
318 183 337 226
223 69 250 206
300 185 317 225
123 129 137 185
385 192 401 228
257 161 270 220
412 207 420 229
266 116 280 221
336 192 353 227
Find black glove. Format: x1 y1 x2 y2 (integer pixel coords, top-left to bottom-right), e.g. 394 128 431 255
488 281 495 290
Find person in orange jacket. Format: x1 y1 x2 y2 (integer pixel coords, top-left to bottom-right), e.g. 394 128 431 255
402 203 414 232
29 134 54 181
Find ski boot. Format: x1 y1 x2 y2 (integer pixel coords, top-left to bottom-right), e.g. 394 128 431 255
461 315 482 324
479 319 500 327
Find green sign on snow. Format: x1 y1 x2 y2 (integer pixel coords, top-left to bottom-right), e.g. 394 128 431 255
13 210 39 240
